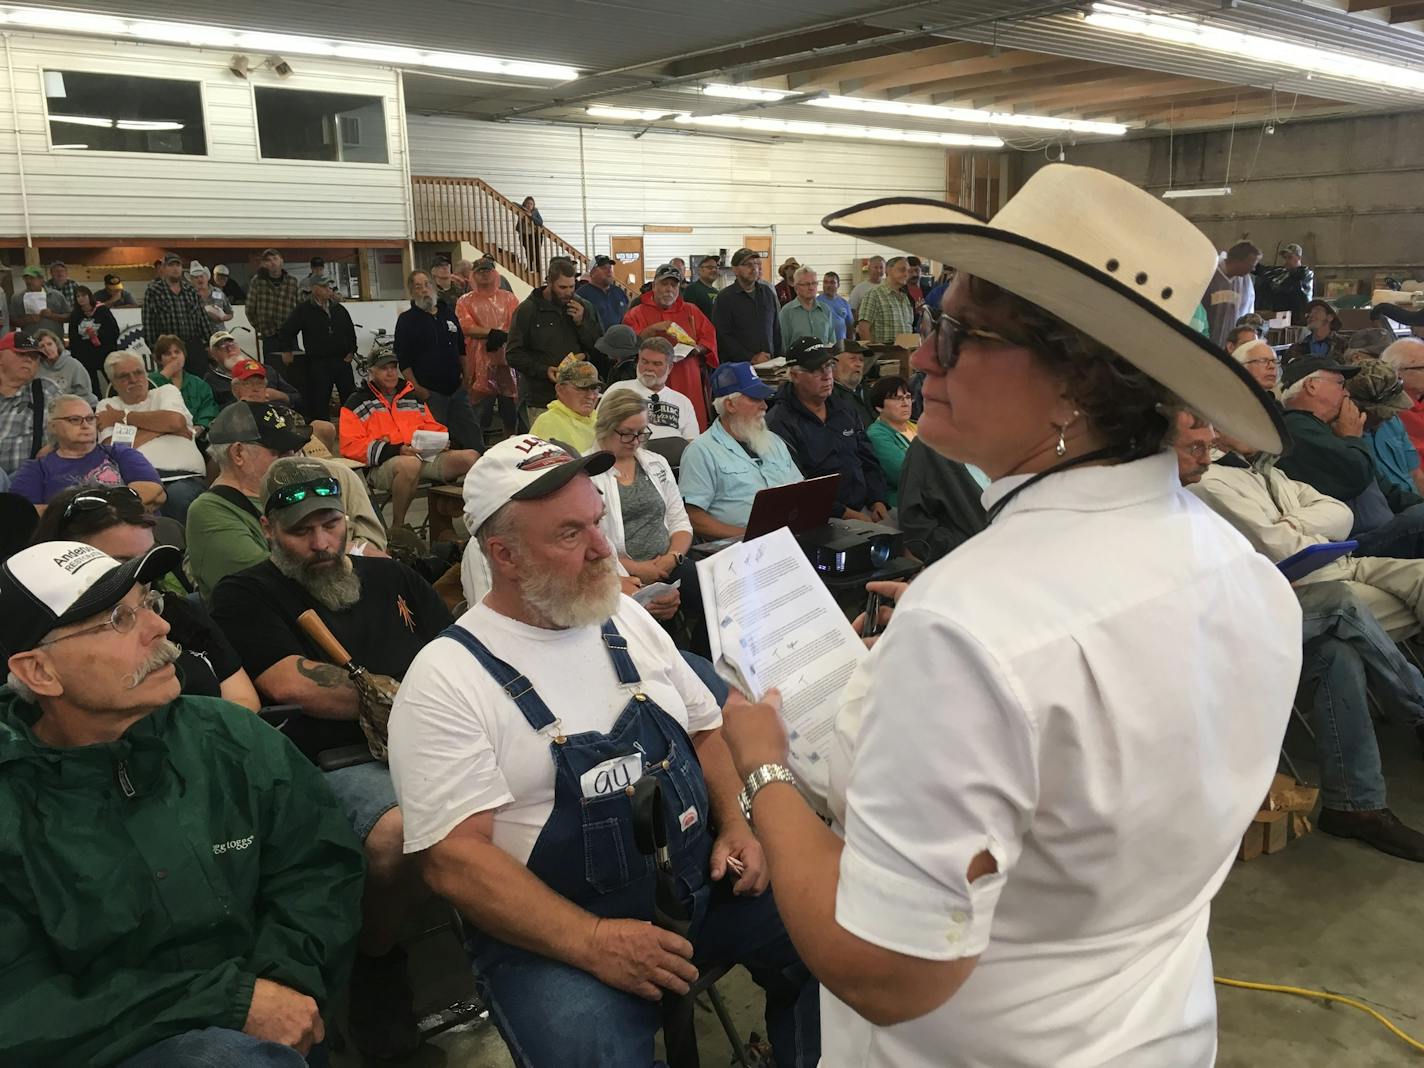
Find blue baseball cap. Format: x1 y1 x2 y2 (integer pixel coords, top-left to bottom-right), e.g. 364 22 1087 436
711 362 775 400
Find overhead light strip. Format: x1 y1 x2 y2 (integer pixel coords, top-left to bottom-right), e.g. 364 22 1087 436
677 113 1004 148
0 5 580 81
586 106 675 122
702 82 1129 136
1162 186 1232 199
1085 3 1424 94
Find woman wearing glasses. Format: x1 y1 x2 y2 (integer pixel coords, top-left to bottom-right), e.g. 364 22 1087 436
718 167 1301 1066
30 485 261 711
10 393 164 512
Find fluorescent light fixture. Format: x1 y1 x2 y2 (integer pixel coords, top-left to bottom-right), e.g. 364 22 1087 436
701 83 1128 136
1161 186 1232 199
676 112 1003 147
1086 3 1424 93
586 106 674 121
49 114 114 127
116 119 184 131
0 5 580 81
51 143 87 149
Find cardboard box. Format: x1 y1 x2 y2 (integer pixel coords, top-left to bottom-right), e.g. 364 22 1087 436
1238 774 1317 861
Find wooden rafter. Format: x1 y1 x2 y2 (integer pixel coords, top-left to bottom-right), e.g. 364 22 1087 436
857 50 1067 95
922 61 1109 104
1388 2 1424 22
992 71 1225 109
784 41 988 89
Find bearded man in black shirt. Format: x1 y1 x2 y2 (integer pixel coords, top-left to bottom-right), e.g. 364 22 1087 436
210 456 452 1060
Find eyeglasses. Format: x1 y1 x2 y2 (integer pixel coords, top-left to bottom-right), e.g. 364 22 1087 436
264 476 341 515
37 589 165 647
61 486 143 525
614 426 654 445
571 384 602 393
1242 357 1281 369
53 414 98 426
933 313 1021 370
884 392 913 403
1179 441 1213 459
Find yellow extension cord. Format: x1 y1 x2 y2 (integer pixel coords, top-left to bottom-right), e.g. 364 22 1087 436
1215 976 1424 1055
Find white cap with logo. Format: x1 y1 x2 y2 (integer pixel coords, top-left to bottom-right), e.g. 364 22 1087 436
462 435 614 537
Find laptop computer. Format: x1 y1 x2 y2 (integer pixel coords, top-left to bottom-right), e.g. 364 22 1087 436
743 474 841 540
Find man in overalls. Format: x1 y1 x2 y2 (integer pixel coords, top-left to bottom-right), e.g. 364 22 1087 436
389 435 819 1067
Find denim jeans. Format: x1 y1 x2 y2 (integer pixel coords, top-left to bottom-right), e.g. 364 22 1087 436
1355 502 1424 559
1297 581 1424 810
424 388 484 452
157 474 207 523
115 1028 325 1068
475 880 819 1068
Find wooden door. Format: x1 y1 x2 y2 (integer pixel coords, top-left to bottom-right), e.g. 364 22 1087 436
742 235 773 279
609 235 644 290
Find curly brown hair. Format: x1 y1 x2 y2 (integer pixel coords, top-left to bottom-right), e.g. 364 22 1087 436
965 276 1171 457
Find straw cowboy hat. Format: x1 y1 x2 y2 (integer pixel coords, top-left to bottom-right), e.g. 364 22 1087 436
821 164 1286 454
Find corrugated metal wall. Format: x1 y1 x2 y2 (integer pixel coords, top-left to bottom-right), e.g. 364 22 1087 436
0 31 410 241
407 114 949 281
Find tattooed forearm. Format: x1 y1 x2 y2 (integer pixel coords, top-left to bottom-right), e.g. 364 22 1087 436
297 659 356 690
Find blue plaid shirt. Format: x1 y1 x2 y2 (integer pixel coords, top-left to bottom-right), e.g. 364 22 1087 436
0 377 59 475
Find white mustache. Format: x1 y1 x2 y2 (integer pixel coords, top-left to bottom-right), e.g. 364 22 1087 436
126 639 182 689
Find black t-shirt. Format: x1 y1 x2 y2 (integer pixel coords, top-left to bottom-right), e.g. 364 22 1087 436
209 556 453 748
164 594 243 699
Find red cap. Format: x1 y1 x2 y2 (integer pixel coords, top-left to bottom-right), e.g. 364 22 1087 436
232 358 268 380
0 331 40 354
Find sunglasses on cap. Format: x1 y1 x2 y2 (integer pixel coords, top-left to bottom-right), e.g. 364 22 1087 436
264 476 340 515
61 486 144 525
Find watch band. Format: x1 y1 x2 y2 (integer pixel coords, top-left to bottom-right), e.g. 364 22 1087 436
738 763 797 826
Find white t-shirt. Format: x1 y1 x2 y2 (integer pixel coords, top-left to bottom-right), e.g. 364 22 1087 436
821 452 1301 1068
96 384 204 476
389 596 722 860
600 380 698 442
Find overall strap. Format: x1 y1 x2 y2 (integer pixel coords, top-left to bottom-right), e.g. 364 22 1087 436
600 620 642 687
29 380 44 459
439 624 558 731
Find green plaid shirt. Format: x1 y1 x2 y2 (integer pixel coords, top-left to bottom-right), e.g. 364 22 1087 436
857 282 914 345
245 270 301 339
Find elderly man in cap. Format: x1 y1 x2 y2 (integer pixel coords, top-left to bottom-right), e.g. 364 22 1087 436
387 435 820 1068
529 354 603 454
0 330 60 476
396 269 484 451
189 263 233 328
96 349 206 521
713 248 781 367
1279 354 1424 558
339 348 477 534
623 262 719 430
1347 357 1424 498
600 336 699 442
274 272 358 424
832 340 877 428
210 457 454 1060
679 362 802 539
10 265 68 333
576 254 630 332
456 255 522 436
141 254 210 374
188 402 386 602
205 329 303 410
766 338 889 522
247 249 302 359
46 260 77 309
0 539 365 1066
212 263 245 305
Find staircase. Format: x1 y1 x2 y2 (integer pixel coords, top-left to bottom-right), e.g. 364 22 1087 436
412 176 634 296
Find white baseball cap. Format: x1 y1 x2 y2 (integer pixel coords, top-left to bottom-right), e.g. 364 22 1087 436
0 541 179 657
463 435 614 537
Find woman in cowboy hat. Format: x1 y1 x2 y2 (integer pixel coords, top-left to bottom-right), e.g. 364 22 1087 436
720 165 1301 1067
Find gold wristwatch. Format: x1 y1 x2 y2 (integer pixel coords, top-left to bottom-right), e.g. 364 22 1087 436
738 763 797 826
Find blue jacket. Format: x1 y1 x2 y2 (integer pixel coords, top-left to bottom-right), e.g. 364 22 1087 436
575 281 630 334
394 300 464 395
765 385 888 514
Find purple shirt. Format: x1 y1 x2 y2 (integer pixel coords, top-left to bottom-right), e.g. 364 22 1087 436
9 444 160 506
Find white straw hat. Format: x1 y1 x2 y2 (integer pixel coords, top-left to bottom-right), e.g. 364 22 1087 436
821 164 1285 454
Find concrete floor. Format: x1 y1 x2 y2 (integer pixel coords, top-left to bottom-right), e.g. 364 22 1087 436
337 706 1424 1068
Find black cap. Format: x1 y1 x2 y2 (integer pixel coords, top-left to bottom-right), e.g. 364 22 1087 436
592 255 616 268
162 252 183 265
1280 354 1362 390
786 336 837 371
207 401 313 453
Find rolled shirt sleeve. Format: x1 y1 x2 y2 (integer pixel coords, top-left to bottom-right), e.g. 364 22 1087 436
836 608 1037 961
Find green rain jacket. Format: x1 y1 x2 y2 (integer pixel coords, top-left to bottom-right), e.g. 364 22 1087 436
0 692 365 1066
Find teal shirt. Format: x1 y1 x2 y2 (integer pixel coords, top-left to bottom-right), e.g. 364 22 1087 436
778 299 836 348
678 419 802 527
866 419 914 506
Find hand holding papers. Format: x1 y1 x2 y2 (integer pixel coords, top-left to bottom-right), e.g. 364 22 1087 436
698 527 865 800
410 429 449 461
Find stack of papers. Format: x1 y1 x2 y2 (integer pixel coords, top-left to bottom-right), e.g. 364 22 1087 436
697 527 865 797
410 429 449 461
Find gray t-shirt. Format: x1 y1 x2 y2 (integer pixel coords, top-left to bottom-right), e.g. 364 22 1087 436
9 287 68 328
618 465 671 560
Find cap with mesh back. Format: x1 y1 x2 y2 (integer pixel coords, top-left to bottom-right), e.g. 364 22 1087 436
731 248 760 267
261 456 343 527
209 401 311 452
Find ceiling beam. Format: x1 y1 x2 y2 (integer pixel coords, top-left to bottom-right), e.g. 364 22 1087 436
666 23 883 78
921 60 1107 103
1387 2 1424 21
1076 88 1271 118
993 73 1220 109
1138 101 1349 127
857 49 1063 95
785 41 988 89
1345 0 1396 10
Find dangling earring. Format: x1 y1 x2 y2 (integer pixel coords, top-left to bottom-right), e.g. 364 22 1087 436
1054 409 1081 457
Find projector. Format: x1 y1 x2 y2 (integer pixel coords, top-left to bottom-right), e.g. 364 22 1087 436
796 519 903 576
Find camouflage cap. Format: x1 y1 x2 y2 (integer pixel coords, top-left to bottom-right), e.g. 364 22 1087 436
1346 358 1411 416
555 354 602 387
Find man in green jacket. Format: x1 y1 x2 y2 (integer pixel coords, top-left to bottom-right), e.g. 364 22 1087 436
0 540 364 1066
506 257 601 419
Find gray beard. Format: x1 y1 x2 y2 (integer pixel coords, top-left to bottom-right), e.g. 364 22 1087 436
517 553 622 629
726 413 775 456
414 293 437 313
639 372 670 390
271 541 362 611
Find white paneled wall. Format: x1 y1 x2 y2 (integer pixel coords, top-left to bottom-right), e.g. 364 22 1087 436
407 115 948 281
0 31 410 240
